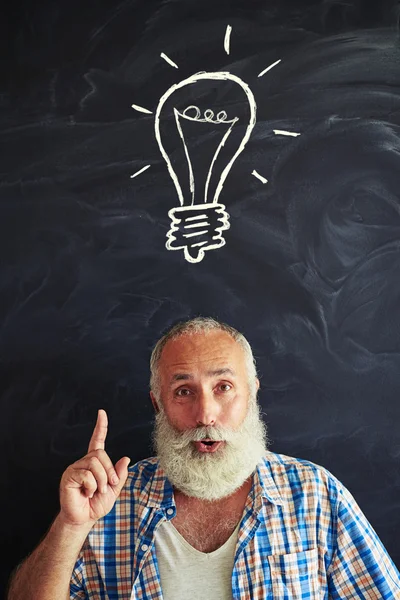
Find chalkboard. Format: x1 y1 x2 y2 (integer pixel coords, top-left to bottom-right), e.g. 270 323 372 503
3 0 400 595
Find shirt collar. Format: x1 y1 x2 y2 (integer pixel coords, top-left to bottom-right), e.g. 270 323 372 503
143 460 175 510
253 453 285 507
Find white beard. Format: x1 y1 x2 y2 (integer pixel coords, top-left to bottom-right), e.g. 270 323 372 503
152 398 268 500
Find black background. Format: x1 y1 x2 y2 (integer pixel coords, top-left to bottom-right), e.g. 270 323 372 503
2 0 400 595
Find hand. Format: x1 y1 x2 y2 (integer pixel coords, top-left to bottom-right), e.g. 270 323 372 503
59 409 130 528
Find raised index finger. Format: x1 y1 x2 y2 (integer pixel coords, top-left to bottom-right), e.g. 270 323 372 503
88 409 108 452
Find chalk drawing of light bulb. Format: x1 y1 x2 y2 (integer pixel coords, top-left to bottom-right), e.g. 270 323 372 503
154 71 257 263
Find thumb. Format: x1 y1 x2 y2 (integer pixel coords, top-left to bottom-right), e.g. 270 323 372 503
113 456 131 494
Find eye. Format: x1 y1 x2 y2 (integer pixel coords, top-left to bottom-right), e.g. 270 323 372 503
175 387 192 397
217 383 232 392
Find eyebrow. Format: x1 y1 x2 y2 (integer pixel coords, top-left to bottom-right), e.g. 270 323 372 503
208 368 236 377
169 368 236 384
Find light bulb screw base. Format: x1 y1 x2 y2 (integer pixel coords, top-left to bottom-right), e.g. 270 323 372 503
166 203 230 264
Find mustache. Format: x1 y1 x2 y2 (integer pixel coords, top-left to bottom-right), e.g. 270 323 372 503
157 419 239 450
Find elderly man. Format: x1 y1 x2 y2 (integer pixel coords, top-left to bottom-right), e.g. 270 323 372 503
7 317 400 599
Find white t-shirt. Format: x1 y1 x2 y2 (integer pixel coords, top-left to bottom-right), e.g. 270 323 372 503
154 520 240 600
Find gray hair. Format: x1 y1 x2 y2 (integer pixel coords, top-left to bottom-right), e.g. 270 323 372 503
149 316 258 402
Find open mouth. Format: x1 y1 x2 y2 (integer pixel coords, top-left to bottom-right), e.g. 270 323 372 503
193 440 224 453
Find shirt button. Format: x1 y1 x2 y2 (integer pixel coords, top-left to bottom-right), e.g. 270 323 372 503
141 544 149 551
167 508 174 515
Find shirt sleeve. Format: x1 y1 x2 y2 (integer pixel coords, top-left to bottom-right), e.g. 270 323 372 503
327 484 400 599
70 555 87 599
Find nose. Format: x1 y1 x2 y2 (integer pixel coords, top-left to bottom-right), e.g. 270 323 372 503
195 388 219 427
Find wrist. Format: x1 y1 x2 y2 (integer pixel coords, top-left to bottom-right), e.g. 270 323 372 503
53 512 94 539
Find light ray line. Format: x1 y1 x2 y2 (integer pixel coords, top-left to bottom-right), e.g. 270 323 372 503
258 59 281 78
161 52 179 69
224 25 232 55
273 129 301 137
130 165 151 179
131 103 153 114
252 170 268 184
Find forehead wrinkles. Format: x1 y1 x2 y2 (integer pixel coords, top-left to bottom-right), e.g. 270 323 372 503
163 356 241 382
166 353 235 369
157 332 248 387
169 367 236 384
161 334 244 365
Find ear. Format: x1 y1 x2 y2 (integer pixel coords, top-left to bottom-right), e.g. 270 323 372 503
150 391 160 414
255 378 260 391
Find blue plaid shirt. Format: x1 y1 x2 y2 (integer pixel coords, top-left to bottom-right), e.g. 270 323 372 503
70 451 400 599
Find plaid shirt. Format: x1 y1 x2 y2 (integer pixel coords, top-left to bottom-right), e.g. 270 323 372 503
70 451 400 599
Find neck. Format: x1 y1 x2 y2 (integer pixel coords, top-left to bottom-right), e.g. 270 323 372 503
171 475 254 552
